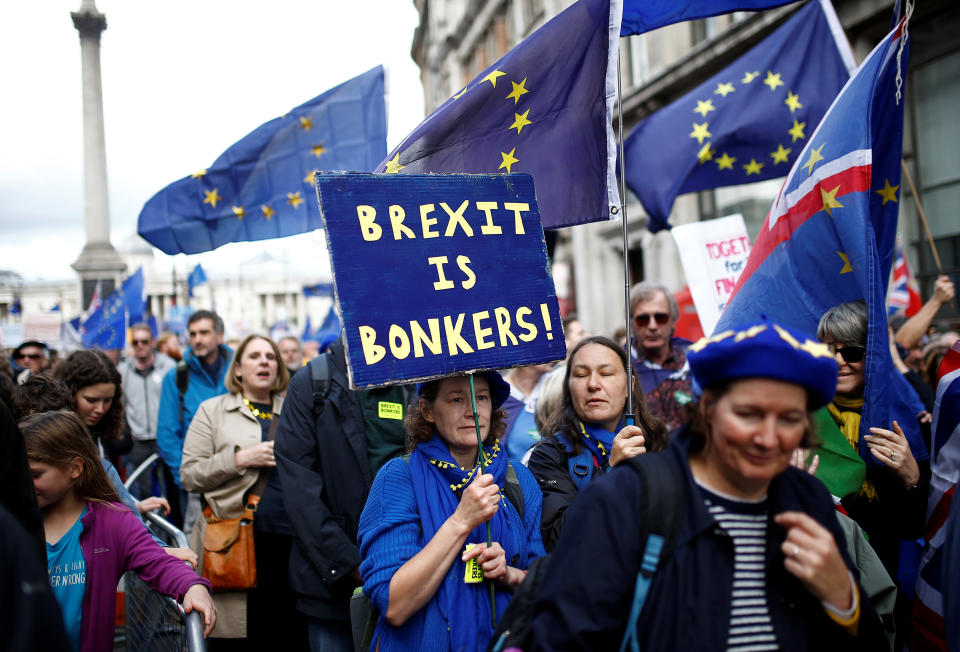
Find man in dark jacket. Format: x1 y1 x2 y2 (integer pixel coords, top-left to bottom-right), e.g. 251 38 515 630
275 338 410 651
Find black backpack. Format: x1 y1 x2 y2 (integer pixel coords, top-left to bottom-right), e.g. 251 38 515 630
487 451 686 652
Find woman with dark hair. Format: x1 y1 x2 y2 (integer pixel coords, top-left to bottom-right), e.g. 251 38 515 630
528 335 668 550
55 349 131 468
531 321 887 650
357 371 544 652
817 301 930 587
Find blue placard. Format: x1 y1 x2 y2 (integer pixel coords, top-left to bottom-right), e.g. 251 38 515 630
316 172 566 388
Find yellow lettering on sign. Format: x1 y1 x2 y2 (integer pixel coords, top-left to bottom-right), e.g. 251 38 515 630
420 203 439 238
428 256 455 290
476 201 502 235
378 402 403 420
441 200 473 237
503 202 529 235
359 325 385 364
389 205 415 240
357 205 382 241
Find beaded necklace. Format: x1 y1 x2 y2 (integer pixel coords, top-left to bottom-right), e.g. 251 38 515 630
243 397 272 420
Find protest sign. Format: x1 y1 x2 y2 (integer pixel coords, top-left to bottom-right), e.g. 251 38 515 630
672 214 751 335
22 312 63 347
316 172 565 388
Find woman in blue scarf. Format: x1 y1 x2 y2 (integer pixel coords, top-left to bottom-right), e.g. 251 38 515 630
357 371 545 652
528 336 668 551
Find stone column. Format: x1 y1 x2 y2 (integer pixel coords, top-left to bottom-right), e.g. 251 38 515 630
71 0 126 307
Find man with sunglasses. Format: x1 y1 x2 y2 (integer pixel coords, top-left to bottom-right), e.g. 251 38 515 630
12 340 50 382
118 324 176 500
629 282 694 432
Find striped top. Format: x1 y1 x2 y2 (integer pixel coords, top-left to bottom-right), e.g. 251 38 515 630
698 484 779 652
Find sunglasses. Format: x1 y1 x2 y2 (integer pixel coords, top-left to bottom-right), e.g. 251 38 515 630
829 344 866 363
17 352 43 360
633 312 669 327
131 339 152 346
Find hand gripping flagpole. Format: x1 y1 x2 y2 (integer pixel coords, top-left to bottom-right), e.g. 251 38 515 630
616 57 636 428
469 373 498 628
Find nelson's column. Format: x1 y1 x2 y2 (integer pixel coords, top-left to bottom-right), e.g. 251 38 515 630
70 0 126 307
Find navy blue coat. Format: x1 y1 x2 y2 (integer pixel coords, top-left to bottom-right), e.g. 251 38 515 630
531 428 887 651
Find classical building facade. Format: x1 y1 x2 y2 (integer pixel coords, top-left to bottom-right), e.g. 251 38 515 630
410 0 959 336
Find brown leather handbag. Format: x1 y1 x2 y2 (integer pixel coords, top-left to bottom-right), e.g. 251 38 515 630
200 417 277 591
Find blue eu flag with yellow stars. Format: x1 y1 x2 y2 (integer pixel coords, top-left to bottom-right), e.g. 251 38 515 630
624 0 853 232
716 13 927 466
620 0 796 35
187 263 207 298
375 0 622 230
82 268 146 349
138 67 386 254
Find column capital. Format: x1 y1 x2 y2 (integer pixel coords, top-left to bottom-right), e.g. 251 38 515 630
71 8 107 40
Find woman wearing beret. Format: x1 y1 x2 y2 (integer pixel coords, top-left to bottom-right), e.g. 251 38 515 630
531 322 887 651
527 336 668 550
357 371 545 652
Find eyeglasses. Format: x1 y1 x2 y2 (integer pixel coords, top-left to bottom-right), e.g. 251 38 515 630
131 339 152 346
633 312 670 327
17 352 43 360
828 344 866 363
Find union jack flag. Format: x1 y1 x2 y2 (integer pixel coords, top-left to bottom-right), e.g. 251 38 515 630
888 238 923 316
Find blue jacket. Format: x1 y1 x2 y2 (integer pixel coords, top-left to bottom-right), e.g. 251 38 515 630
531 428 887 651
156 346 231 488
358 455 545 652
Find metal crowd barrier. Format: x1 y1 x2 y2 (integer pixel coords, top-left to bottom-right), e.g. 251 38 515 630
118 453 206 652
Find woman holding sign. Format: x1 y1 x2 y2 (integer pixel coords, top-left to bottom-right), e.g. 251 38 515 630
357 370 545 652
528 336 668 551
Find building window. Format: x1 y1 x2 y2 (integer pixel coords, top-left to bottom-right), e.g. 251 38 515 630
523 0 544 29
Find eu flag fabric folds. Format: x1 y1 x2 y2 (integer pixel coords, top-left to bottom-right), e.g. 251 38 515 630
374 0 621 230
715 15 927 466
302 283 333 298
624 0 852 232
82 268 146 349
187 264 207 298
620 0 795 35
138 67 387 255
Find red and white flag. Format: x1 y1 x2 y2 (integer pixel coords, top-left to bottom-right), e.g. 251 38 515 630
888 238 922 316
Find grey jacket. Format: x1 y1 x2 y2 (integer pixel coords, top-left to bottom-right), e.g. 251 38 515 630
119 352 176 441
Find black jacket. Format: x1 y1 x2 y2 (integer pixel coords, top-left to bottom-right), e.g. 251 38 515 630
275 342 374 620
531 428 887 651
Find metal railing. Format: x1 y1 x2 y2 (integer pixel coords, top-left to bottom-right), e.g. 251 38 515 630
119 453 206 651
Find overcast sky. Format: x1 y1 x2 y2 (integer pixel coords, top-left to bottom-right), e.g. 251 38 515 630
0 0 425 282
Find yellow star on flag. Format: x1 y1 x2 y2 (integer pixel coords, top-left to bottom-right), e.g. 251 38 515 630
304 169 319 184
714 82 736 97
837 251 853 274
770 144 792 164
788 119 806 143
697 142 715 164
191 169 207 179
763 71 784 91
287 191 304 209
743 159 764 175
299 116 314 131
483 70 506 87
689 122 711 144
509 109 533 135
452 86 468 99
741 71 760 84
232 206 246 220
820 185 843 217
876 179 900 205
203 188 222 208
499 147 519 173
506 78 530 104
310 144 327 158
384 154 404 174
261 204 276 220
693 99 715 117
716 152 736 170
784 91 803 113
802 143 826 175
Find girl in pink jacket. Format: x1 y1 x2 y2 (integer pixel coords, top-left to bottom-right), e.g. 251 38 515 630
23 410 217 652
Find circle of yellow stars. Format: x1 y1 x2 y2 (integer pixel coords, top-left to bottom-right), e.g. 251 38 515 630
690 68 809 177
382 67 535 176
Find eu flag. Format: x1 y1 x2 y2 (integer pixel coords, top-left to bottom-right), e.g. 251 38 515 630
302 283 333 298
623 0 852 232
375 0 622 230
715 15 927 465
82 268 146 349
621 0 797 35
187 263 207 298
138 67 386 254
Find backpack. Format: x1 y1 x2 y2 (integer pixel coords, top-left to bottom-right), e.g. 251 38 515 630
554 432 598 492
487 451 686 652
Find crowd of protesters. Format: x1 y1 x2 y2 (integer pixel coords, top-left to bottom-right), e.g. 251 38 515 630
1 274 957 651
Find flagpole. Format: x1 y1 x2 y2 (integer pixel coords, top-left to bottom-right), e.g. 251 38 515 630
616 57 636 427
468 373 497 628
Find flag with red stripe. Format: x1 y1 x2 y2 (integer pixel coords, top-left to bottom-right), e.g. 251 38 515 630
715 14 928 466
889 238 923 316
